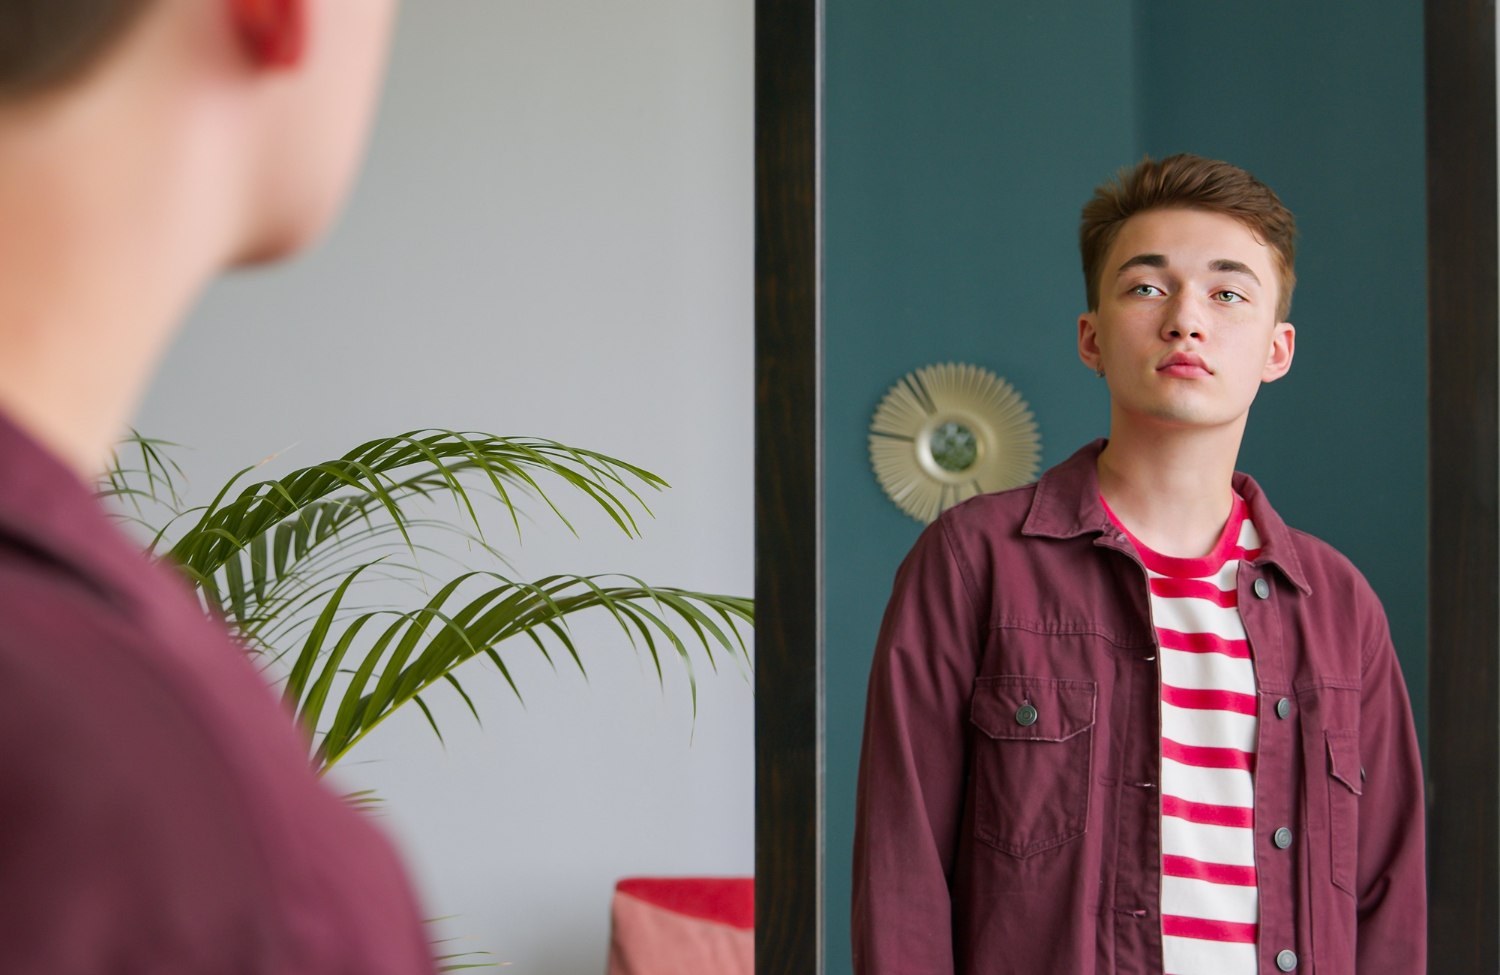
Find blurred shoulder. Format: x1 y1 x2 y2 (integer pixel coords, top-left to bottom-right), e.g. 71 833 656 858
0 536 433 973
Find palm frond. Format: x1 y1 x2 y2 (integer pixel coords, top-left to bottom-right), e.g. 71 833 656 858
109 431 672 642
97 429 754 772
290 572 750 773
99 431 191 519
171 431 662 572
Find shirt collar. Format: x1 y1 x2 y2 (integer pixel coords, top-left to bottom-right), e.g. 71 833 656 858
1021 437 1312 595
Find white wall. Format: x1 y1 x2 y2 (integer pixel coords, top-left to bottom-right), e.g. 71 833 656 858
134 2 754 971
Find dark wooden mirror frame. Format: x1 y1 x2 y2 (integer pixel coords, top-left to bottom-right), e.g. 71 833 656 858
755 1 821 972
1427 0 1498 969
756 1 1498 970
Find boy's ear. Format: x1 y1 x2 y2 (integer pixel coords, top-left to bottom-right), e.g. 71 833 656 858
1078 312 1104 374
229 0 307 69
1262 321 1296 383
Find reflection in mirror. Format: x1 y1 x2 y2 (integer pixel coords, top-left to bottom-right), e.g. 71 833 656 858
822 3 1428 973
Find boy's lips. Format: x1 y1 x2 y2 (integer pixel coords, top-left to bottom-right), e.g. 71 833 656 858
1157 351 1212 377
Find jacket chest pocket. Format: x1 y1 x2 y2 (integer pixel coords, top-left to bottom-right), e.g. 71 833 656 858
1326 730 1363 895
969 675 1098 858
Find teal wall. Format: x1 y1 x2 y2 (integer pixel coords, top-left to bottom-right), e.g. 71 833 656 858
823 2 1426 972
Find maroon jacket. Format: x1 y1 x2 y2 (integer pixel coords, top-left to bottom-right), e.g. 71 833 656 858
0 412 435 973
852 440 1425 975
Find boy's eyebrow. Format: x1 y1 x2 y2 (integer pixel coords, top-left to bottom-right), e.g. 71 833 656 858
1209 258 1261 284
1116 253 1167 275
1115 254 1263 286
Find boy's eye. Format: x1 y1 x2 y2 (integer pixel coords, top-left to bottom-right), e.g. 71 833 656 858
1130 284 1162 297
1215 290 1244 303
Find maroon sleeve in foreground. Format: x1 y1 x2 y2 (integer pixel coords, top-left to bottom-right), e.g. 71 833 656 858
0 409 434 974
0 550 436 974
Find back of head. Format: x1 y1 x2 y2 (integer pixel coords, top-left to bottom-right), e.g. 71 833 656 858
0 0 397 475
1080 154 1299 321
0 0 154 100
0 0 397 267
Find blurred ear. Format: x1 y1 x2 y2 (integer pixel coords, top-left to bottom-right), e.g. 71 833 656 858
229 0 307 68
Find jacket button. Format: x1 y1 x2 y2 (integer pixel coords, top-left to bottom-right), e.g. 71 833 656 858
1273 827 1293 849
1276 697 1291 719
1254 578 1271 599
1276 949 1298 971
1015 704 1038 726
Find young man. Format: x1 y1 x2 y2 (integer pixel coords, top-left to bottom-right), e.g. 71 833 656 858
852 155 1425 975
0 1 435 971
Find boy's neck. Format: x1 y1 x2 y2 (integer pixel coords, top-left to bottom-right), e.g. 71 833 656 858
0 38 239 480
1096 409 1248 560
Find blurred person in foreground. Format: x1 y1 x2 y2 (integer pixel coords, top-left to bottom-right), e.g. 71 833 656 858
0 1 434 971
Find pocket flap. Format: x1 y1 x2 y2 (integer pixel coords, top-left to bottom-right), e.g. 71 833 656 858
971 676 1096 742
1327 731 1364 796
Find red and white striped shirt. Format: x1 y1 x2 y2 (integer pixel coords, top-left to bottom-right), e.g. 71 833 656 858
1104 495 1261 975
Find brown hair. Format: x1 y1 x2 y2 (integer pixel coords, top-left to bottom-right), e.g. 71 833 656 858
0 0 155 100
1080 154 1299 321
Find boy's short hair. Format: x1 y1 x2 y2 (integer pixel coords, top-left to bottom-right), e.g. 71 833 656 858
0 0 154 99
1080 154 1299 321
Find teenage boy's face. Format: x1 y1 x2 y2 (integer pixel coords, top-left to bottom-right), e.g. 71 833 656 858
1077 207 1295 432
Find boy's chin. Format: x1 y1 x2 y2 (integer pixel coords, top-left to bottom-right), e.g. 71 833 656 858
1120 394 1249 431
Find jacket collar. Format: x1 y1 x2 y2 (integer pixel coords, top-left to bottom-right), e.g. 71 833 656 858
0 408 146 606
1022 438 1312 595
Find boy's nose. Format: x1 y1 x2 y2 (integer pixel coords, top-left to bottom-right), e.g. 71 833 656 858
1160 296 1207 341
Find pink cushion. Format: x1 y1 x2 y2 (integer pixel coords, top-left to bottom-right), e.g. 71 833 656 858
607 877 753 975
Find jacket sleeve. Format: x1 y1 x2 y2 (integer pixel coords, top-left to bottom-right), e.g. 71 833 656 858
852 518 983 975
1355 599 1426 974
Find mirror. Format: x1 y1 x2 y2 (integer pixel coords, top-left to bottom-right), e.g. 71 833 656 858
756 0 1497 971
868 362 1041 523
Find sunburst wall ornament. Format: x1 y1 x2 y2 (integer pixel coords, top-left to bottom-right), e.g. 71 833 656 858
869 362 1041 524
